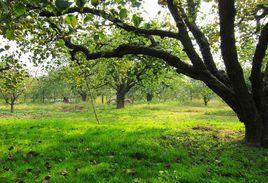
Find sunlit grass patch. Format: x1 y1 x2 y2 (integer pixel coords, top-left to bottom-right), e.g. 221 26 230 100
0 101 267 182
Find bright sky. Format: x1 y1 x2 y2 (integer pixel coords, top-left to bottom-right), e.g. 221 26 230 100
143 0 162 20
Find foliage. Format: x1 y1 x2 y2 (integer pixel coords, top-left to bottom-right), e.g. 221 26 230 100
0 56 28 112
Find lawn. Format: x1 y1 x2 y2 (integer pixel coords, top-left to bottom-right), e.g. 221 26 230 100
0 101 267 183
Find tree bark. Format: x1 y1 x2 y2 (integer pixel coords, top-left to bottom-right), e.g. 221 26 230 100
101 94 104 104
81 93 87 102
146 92 153 102
10 102 14 113
116 90 126 109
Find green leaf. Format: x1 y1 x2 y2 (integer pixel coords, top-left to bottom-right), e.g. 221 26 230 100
4 45 10 50
93 34 99 41
75 0 87 8
131 0 141 7
13 3 26 17
0 1 8 13
84 14 94 22
119 8 127 19
5 29 14 40
132 14 143 27
55 0 71 12
91 0 100 7
56 39 65 47
65 15 78 28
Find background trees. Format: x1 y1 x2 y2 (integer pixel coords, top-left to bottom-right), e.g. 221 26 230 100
0 56 28 112
0 0 268 146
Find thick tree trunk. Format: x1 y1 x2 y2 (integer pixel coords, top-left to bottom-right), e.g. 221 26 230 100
116 91 125 109
244 115 268 147
146 93 153 102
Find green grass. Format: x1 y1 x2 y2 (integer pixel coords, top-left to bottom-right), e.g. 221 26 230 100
0 101 267 183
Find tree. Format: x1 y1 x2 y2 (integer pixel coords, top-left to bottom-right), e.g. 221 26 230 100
184 79 215 106
1 0 268 146
0 56 28 113
31 69 73 103
105 56 163 109
65 59 108 102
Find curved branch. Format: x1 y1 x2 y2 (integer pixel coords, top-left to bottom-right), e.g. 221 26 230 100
39 7 180 40
65 39 199 77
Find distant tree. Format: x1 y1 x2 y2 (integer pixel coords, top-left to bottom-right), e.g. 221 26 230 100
65 59 108 102
185 79 215 106
104 56 165 109
0 57 28 113
31 69 73 103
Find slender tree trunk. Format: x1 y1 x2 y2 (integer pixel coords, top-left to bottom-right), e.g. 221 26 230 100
146 92 153 103
132 96 135 104
203 96 209 106
101 94 104 104
10 102 14 113
42 90 45 103
81 93 87 102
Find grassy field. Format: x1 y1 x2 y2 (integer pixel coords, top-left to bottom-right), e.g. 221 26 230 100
0 101 267 183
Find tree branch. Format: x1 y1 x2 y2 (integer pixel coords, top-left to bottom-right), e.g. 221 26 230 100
0 66 9 72
219 0 258 121
179 6 219 76
166 0 206 69
39 7 180 40
64 38 199 78
251 23 268 107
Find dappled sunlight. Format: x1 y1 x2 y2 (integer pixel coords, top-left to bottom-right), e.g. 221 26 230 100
0 102 267 182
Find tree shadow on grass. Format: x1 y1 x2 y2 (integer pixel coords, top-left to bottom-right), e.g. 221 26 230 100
1 124 268 183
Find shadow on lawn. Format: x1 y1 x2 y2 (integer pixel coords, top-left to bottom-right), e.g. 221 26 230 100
1 124 267 182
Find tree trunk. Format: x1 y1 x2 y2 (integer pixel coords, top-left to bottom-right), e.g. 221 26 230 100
244 115 268 147
203 96 209 106
81 93 87 102
63 97 69 103
116 91 125 109
42 90 45 103
101 94 104 104
10 102 14 113
146 92 153 103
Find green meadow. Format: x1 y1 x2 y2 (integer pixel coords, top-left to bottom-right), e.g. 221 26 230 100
0 101 267 182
